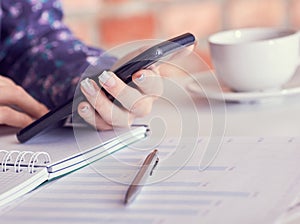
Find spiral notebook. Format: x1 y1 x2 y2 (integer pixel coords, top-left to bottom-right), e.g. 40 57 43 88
2 136 300 224
0 125 148 207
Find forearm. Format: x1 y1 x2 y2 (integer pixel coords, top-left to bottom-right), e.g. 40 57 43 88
10 37 115 109
0 0 116 109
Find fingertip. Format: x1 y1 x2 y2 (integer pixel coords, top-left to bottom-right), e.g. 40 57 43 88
131 97 153 117
132 69 154 84
98 70 116 88
77 102 113 130
78 102 91 116
132 72 145 83
80 78 99 96
77 102 98 129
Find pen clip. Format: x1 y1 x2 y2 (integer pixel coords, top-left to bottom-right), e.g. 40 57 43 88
150 157 159 176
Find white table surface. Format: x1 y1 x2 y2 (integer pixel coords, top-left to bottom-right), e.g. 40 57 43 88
137 76 300 138
136 75 300 224
1 75 300 224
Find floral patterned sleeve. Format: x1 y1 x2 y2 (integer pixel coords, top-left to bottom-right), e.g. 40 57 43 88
0 0 116 109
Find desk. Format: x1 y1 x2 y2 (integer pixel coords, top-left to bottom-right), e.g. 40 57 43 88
137 76 300 224
1 76 300 224
137 76 300 137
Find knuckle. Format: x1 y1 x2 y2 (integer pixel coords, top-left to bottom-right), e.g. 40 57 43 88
131 97 153 117
109 84 126 98
14 85 26 97
110 111 132 127
136 75 163 97
0 75 15 85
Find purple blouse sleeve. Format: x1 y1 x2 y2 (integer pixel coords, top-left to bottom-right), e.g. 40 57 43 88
0 0 116 109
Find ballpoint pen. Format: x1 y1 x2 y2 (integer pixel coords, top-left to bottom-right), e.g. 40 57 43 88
124 149 159 205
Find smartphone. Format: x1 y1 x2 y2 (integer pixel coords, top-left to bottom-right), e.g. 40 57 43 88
16 33 196 143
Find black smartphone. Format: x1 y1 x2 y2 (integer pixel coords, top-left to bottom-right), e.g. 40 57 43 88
16 33 196 143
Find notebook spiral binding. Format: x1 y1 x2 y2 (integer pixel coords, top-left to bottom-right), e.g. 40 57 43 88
0 150 51 173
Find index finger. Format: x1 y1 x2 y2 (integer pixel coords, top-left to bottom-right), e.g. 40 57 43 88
0 85 49 119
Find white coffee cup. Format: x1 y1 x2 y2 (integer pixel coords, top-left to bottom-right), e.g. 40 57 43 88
208 27 300 92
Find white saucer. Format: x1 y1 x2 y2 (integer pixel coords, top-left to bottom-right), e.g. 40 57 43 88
186 71 300 102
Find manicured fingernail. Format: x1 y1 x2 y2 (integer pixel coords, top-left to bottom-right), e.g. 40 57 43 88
134 73 145 83
98 70 116 87
80 105 90 113
80 78 96 96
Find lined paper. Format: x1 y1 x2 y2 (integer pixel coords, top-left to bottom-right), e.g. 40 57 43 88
1 137 300 224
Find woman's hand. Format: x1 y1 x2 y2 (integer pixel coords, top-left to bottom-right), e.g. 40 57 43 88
0 76 49 128
76 38 197 130
78 68 162 130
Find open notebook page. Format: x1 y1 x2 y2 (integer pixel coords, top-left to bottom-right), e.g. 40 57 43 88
1 136 300 224
0 126 147 208
0 168 48 207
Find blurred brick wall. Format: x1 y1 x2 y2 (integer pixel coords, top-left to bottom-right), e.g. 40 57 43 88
61 0 299 68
